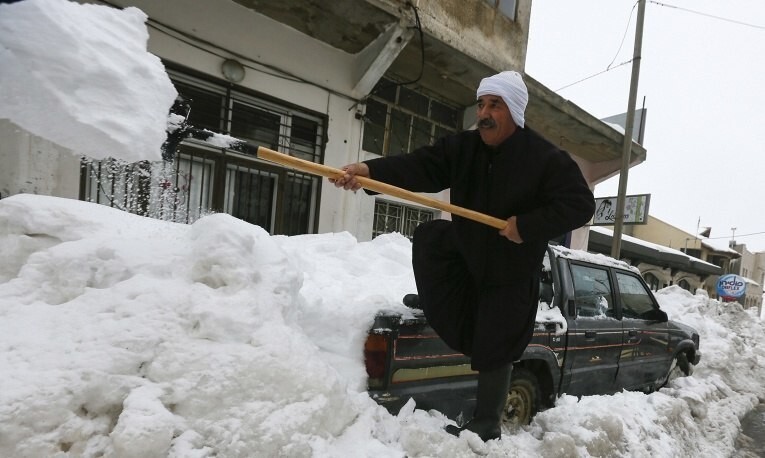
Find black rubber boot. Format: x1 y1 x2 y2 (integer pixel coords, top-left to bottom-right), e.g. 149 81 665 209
446 364 513 441
402 293 420 309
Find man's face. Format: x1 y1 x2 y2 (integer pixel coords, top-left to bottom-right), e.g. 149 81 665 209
476 95 517 146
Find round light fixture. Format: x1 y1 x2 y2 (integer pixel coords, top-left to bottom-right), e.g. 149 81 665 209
221 59 245 83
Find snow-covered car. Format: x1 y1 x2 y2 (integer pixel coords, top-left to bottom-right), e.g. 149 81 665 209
364 244 701 426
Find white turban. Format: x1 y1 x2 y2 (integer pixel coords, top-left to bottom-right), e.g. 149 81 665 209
476 71 528 128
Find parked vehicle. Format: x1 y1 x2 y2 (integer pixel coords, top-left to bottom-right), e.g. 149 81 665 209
364 244 701 426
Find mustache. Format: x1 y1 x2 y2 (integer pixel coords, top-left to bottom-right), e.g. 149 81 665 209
477 118 496 129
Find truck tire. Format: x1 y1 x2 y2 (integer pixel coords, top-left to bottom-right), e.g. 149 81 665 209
662 352 693 388
676 352 692 376
503 368 542 427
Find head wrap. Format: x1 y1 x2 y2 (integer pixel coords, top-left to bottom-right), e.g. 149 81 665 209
476 71 528 128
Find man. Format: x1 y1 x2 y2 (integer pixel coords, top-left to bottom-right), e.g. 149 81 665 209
331 71 595 441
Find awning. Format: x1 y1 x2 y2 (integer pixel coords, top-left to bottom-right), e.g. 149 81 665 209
588 228 722 276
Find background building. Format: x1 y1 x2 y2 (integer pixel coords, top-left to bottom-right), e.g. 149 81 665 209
591 215 763 311
728 243 764 310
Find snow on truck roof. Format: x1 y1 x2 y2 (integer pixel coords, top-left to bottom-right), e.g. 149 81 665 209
549 244 641 274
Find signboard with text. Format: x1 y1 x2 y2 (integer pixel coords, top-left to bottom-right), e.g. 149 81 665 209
592 194 651 226
716 274 747 300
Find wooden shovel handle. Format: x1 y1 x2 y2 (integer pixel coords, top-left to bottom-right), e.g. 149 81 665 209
256 147 508 230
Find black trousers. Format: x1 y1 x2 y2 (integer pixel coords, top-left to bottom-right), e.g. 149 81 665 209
412 220 538 372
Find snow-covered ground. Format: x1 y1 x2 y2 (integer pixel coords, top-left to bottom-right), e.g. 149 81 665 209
1 1 764 456
1 193 764 457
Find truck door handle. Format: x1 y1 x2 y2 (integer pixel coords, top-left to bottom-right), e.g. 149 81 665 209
585 331 596 338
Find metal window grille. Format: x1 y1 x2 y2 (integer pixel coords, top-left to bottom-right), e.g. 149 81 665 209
373 199 434 240
80 68 324 234
362 77 461 157
80 149 217 224
364 78 455 238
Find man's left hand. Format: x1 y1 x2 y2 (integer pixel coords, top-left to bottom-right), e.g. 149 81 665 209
499 216 523 243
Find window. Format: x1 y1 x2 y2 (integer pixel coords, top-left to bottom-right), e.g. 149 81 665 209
497 0 517 20
224 162 277 229
678 279 691 291
362 78 461 157
372 200 435 240
81 68 324 236
643 272 660 291
616 272 659 319
683 248 701 259
230 102 281 150
484 0 517 20
570 264 614 318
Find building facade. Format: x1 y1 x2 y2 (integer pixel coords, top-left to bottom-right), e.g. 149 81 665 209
588 224 721 294
1 0 645 249
596 215 764 309
730 244 765 310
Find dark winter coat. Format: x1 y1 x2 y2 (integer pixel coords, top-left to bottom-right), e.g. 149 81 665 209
365 127 595 286
364 127 595 369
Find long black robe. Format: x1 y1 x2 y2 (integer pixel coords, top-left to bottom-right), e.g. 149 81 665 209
365 127 595 370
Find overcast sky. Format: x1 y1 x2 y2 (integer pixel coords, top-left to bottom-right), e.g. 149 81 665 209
526 0 765 252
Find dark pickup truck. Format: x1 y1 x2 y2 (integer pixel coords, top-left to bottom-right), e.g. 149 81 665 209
364 244 701 426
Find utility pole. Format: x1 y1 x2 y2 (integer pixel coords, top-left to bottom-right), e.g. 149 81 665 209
611 0 647 259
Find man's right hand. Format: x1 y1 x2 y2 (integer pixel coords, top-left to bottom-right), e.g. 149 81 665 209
328 162 370 192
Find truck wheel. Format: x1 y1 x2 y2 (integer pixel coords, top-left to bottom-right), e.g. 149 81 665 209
662 352 693 387
503 368 541 427
676 352 693 376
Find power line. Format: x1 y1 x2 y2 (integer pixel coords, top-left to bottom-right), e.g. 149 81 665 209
705 231 765 241
556 2 763 93
555 59 633 92
556 1 639 92
649 1 765 30
607 0 639 69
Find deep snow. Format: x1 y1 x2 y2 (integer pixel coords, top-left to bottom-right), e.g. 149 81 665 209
1 193 764 457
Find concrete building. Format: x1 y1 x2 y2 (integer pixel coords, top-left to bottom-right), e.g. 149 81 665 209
1 0 646 251
591 215 765 309
588 224 721 294
729 243 764 310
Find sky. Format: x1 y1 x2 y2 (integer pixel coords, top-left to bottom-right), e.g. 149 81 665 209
526 0 765 252
1 0 765 456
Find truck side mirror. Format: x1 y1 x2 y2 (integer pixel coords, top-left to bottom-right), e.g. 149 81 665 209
642 308 668 322
540 282 553 305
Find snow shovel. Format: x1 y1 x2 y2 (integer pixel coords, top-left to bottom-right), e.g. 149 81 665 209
256 147 508 230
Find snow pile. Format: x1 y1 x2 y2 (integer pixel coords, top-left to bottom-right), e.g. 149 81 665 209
0 0 176 162
1 194 764 457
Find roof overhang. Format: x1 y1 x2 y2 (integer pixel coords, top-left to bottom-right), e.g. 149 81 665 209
525 76 647 168
232 0 645 176
589 228 722 276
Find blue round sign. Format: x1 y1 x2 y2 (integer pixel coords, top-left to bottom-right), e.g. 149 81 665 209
716 274 747 298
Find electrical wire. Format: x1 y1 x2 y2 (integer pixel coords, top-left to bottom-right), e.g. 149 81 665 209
555 59 633 92
608 0 639 70
649 1 765 30
394 2 426 86
555 0 639 93
556 1 764 93
704 231 765 241
351 1 426 116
